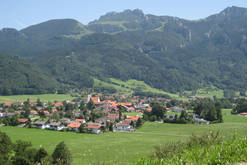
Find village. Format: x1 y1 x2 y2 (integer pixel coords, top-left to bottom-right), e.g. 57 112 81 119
0 94 175 133
0 93 231 134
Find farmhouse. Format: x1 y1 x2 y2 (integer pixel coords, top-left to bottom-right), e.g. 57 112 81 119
127 107 135 112
1 101 12 107
60 118 71 125
75 118 86 124
67 122 81 132
86 123 101 134
30 110 38 116
18 118 28 127
91 96 100 104
53 102 63 107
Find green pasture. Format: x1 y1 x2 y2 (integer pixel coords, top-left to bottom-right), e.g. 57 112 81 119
0 94 73 102
94 78 181 98
0 109 247 165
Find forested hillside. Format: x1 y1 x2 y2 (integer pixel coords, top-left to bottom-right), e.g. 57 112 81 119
0 6 247 94
0 54 58 95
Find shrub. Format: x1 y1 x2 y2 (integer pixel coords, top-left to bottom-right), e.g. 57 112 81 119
136 132 247 165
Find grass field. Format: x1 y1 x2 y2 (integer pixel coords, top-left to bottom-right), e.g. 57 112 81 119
183 87 224 99
124 112 143 117
0 94 73 102
94 78 180 98
196 88 224 99
0 109 247 165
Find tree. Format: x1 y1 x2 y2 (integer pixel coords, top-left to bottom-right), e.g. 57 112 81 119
105 121 110 132
12 156 31 165
205 107 217 121
14 140 32 156
23 106 31 118
151 103 165 119
0 131 12 164
136 118 142 128
24 99 30 106
109 122 113 132
35 147 48 163
233 100 247 114
216 108 223 123
193 99 223 123
79 101 86 111
86 100 95 110
39 111 46 119
37 98 42 106
117 105 127 112
79 124 87 133
118 110 122 121
130 121 135 127
12 140 34 165
52 142 72 165
4 114 19 126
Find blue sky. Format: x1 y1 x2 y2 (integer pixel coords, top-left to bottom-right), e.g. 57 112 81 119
1 0 247 30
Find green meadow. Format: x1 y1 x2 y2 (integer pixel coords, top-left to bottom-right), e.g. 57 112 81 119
0 109 247 165
0 94 73 102
124 112 143 117
94 78 180 98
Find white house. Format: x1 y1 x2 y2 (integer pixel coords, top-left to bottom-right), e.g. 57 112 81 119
113 123 134 132
196 118 210 124
33 121 49 129
49 122 64 131
0 112 3 118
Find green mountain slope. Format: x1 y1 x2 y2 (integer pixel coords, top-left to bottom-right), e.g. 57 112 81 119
0 54 58 95
0 7 247 94
21 19 91 39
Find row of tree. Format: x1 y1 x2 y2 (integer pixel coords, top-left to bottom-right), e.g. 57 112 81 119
143 99 224 124
192 99 223 123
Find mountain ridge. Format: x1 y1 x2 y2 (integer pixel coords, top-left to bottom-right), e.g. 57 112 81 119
0 6 247 95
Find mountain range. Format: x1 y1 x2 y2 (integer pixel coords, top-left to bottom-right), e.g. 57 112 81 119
0 6 247 95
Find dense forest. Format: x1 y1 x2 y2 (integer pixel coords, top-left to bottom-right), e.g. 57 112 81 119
0 6 247 94
0 54 58 95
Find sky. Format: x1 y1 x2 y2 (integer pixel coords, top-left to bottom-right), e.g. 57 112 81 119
1 0 247 30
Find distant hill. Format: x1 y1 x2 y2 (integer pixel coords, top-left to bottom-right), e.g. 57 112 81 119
21 19 91 39
0 6 247 94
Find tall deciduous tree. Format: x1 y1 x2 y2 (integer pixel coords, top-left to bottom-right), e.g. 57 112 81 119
151 103 165 119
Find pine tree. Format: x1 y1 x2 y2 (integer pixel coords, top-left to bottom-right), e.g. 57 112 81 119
52 142 72 165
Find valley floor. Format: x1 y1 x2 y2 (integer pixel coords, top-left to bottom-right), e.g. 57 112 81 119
0 109 247 165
